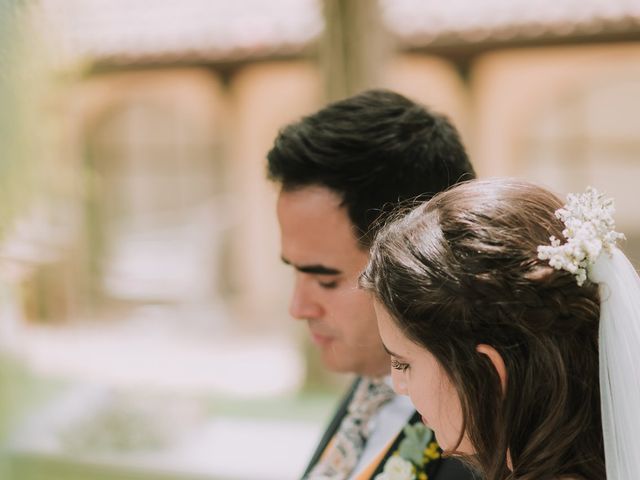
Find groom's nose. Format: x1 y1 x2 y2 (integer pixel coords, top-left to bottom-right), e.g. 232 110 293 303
289 276 323 320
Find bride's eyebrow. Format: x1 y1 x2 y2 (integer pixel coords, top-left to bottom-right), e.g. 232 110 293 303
382 342 407 360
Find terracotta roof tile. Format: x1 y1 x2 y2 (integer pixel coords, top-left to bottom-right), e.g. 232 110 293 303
39 0 640 65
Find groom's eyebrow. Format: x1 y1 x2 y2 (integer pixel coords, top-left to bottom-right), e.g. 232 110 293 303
281 256 342 275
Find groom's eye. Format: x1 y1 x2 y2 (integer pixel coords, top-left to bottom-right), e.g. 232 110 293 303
318 279 338 289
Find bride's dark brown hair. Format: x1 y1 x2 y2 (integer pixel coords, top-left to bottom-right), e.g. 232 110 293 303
361 179 605 480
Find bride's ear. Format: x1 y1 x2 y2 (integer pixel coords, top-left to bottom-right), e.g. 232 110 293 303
476 344 507 392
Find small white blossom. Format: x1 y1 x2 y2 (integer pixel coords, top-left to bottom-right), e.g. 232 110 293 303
374 456 416 480
537 187 624 286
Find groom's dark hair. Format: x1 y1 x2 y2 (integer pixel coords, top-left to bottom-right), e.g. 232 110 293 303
266 89 475 246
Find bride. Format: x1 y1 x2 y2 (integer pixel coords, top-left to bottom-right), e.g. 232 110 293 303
361 178 638 480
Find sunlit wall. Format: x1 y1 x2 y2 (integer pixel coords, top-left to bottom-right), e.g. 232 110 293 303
1 1 639 479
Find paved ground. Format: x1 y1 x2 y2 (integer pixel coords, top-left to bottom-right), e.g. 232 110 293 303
2 305 329 480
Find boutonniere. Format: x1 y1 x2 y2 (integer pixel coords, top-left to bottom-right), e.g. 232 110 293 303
375 422 441 480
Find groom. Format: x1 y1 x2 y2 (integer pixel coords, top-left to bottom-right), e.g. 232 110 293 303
267 89 477 479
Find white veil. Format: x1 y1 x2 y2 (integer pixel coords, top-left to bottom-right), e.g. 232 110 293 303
536 186 639 478
591 248 640 479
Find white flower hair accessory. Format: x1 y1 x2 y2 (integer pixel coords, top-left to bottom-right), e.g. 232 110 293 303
537 187 625 286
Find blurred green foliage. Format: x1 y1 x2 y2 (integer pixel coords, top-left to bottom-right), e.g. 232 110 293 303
1 0 28 234
0 352 65 480
0 352 64 438
204 389 340 422
1 1 41 477
0 0 56 238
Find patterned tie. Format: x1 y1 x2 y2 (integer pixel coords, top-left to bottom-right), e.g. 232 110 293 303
306 377 396 480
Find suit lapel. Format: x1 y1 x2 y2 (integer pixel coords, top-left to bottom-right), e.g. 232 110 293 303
368 411 422 479
368 411 479 480
353 435 398 479
302 380 478 480
301 377 362 478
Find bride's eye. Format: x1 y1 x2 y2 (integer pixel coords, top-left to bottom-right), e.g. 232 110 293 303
391 358 409 372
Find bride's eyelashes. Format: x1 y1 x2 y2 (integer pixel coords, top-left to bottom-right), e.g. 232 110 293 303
391 358 409 372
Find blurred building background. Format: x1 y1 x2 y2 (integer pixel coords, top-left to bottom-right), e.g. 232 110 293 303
0 0 639 479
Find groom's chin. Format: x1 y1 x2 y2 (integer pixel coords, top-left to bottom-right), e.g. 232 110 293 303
316 343 353 374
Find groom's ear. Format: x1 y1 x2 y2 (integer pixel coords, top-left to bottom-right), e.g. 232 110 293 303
476 344 507 393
